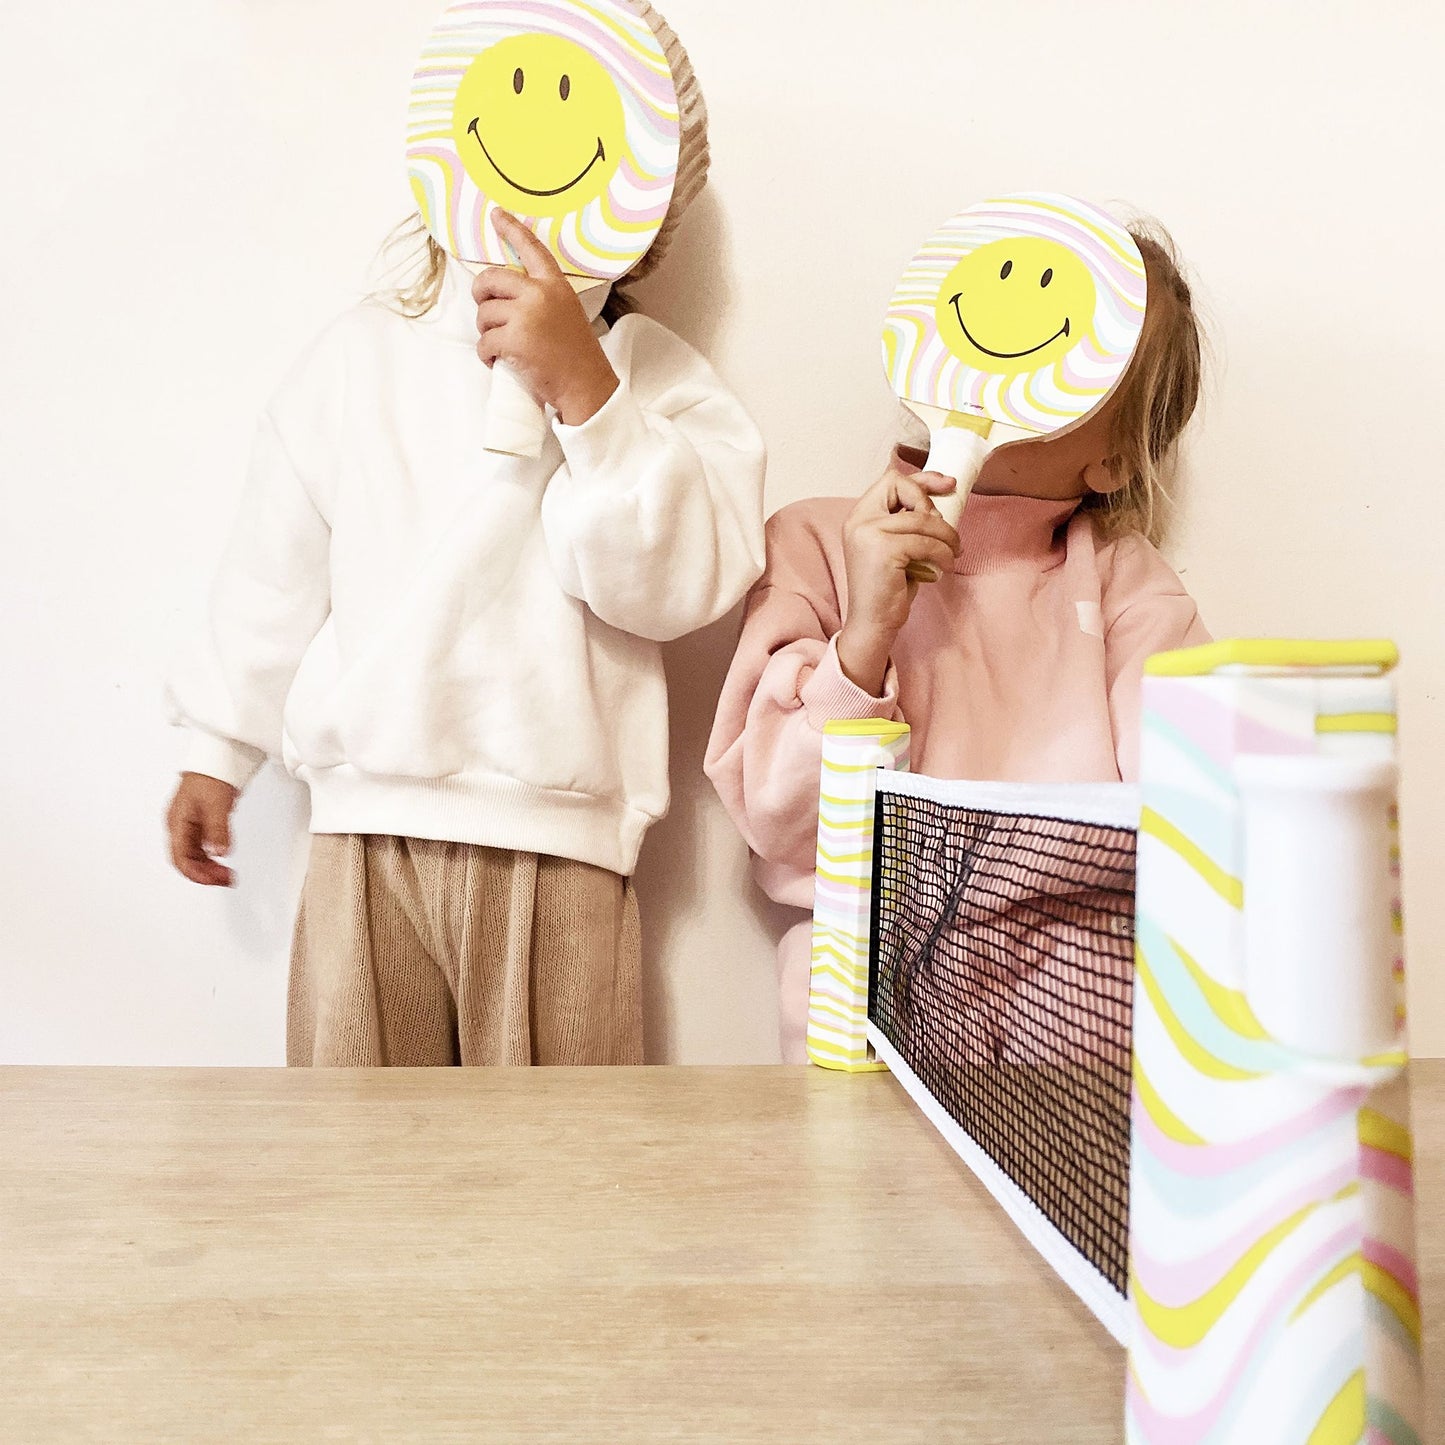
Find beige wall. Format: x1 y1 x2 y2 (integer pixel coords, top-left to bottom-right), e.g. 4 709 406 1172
0 1 1439 1061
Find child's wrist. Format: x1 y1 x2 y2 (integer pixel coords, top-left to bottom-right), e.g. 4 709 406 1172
555 360 619 427
836 624 894 697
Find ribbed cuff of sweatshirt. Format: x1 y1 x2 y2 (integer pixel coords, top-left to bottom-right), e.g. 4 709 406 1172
182 730 266 791
798 636 901 731
552 376 652 484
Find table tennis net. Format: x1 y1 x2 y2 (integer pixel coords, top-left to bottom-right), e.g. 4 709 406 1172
865 773 1139 1341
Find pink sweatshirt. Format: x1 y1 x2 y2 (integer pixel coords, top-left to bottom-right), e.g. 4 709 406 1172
704 466 1209 1061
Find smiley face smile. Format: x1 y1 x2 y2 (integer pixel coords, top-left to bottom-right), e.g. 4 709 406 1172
948 293 1070 359
465 117 606 198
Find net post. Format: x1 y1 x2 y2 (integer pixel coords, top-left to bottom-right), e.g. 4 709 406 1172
1128 639 1421 1444
806 719 911 1071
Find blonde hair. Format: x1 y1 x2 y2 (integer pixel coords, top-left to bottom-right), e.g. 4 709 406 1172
1086 223 1204 545
374 213 449 318
372 0 707 323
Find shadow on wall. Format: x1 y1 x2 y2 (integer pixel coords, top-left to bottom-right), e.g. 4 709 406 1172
635 608 738 1060
628 185 790 1061
634 607 797 1064
628 186 732 356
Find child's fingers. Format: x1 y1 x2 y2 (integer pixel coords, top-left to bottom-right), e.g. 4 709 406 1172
474 299 513 334
476 324 513 367
854 469 904 516
471 266 529 303
172 812 230 886
876 508 962 554
200 798 231 860
892 476 946 516
893 535 956 579
492 211 565 281
913 470 959 497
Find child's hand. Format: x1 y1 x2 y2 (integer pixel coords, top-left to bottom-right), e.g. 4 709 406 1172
166 772 239 887
836 467 960 694
472 212 620 426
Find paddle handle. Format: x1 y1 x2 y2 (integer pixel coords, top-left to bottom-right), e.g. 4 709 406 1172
483 360 549 459
904 424 991 584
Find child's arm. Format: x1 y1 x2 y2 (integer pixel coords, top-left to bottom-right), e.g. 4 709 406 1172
471 215 766 641
165 401 333 881
705 483 957 885
537 311 767 642
1102 535 1210 781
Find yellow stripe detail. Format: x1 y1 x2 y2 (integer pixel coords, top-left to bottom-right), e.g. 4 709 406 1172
807 998 865 1028
1363 1258 1423 1347
1306 1372 1366 1445
1169 937 1269 1039
814 866 872 888
818 792 870 809
1359 1107 1414 1163
1135 943 1258 1081
943 410 993 436
817 816 873 832
808 961 858 990
822 718 910 739
809 1054 888 1074
1133 1059 1206 1144
1139 807 1244 907
822 758 885 774
1145 638 1398 677
1292 1254 1359 1322
1131 1187 1357 1349
1315 712 1397 734
815 845 872 866
1362 1046 1408 1069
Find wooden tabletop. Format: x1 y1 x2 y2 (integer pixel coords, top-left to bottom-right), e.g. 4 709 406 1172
1 1064 1439 1444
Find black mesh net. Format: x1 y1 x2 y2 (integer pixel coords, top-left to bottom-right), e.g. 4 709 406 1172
869 786 1136 1297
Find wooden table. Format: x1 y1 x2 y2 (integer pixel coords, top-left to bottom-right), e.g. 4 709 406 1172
1 1065 1440 1443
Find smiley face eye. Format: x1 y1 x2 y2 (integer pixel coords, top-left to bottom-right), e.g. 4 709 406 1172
559 74 571 100
1041 268 1054 287
1000 260 1013 280
513 67 524 94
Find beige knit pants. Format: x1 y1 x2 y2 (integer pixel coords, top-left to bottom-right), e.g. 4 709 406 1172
288 835 642 1067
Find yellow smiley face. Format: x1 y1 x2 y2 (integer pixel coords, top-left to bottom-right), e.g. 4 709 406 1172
451 32 625 217
935 237 1096 375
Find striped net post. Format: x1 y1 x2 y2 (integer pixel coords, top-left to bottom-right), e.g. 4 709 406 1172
1129 641 1421 1445
806 719 911 1071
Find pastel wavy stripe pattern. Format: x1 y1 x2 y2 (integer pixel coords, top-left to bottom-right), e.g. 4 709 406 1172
1127 665 1421 1445
806 721 911 1071
406 0 679 275
881 193 1146 433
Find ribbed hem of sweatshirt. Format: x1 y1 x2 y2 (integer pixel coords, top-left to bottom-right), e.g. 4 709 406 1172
301 765 654 878
183 729 266 790
798 636 900 731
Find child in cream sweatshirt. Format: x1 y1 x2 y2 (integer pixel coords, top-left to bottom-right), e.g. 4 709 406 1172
166 5 765 1066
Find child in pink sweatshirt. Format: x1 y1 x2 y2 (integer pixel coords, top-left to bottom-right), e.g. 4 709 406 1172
706 227 1209 1062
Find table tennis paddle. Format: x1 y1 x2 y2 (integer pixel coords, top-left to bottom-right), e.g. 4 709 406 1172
406 0 681 457
882 193 1148 581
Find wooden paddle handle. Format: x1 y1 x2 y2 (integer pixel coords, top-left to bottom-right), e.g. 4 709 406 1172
483 361 549 459
478 272 604 460
905 425 991 584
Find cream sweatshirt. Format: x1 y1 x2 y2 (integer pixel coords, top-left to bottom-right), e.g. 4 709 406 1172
704 465 1208 1058
168 261 766 876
